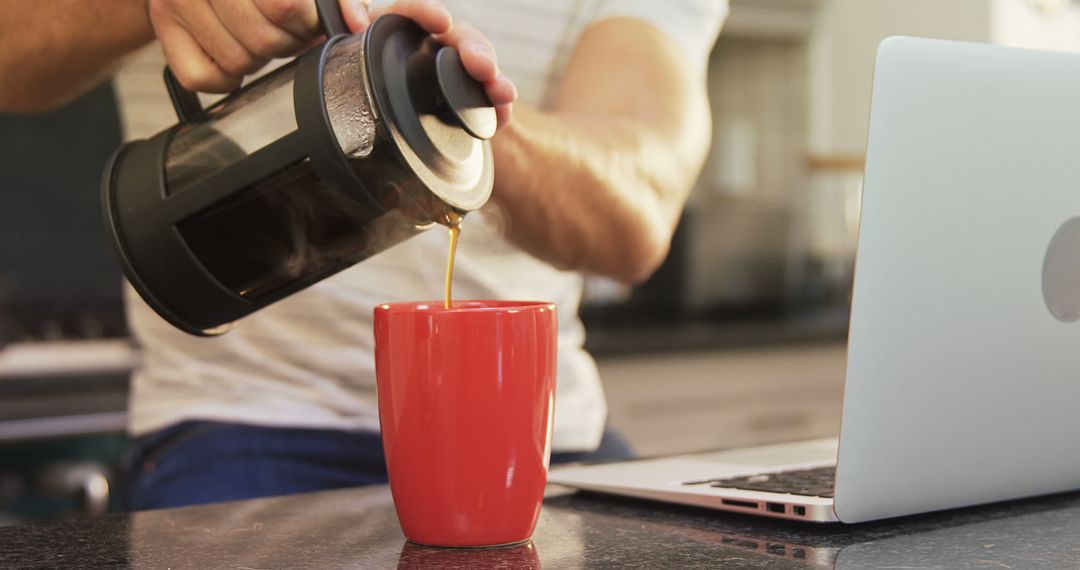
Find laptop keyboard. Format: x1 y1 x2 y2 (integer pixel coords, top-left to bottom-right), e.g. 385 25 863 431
688 466 836 498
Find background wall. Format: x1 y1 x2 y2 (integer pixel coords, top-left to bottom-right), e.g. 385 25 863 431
992 0 1080 52
808 0 1080 158
807 0 991 157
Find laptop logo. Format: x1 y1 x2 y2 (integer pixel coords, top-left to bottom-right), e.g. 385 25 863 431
1043 216 1080 322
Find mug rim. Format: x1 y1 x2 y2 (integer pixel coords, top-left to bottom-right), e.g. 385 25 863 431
375 300 556 314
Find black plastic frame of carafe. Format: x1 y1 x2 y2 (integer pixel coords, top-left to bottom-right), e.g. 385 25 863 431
103 14 494 338
102 36 387 337
101 130 244 336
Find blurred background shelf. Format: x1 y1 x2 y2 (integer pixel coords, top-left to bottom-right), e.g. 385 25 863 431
0 341 133 442
600 342 846 457
584 309 847 357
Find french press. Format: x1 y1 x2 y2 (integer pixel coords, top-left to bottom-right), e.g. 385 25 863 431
102 1 495 335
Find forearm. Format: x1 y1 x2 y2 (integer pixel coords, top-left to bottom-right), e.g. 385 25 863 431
487 17 713 284
0 0 154 113
490 101 707 284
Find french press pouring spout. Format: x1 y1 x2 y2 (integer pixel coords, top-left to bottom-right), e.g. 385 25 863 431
102 1 496 336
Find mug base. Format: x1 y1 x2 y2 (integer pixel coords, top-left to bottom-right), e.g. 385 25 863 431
405 537 533 549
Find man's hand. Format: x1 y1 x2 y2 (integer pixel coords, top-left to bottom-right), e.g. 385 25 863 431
152 0 515 127
149 0 369 92
366 1 516 128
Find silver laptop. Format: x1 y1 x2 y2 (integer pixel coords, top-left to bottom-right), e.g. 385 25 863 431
549 36 1080 523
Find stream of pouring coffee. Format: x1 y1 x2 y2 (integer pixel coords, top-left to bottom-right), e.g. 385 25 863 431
444 211 463 309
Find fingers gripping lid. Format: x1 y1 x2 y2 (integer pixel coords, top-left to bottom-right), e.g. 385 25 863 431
364 15 495 212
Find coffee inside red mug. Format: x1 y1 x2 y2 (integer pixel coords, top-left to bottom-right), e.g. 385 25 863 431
374 300 558 547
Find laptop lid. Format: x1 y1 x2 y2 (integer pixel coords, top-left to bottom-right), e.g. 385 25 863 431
834 36 1080 522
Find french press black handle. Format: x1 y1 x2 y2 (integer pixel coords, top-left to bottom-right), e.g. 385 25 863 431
314 0 349 38
163 0 351 123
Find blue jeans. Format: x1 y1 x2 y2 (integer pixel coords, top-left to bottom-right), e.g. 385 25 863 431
126 421 634 511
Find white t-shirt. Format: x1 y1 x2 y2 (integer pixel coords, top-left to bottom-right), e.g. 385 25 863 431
127 0 727 452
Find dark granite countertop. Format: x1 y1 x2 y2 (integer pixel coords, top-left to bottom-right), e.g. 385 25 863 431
3 482 1079 568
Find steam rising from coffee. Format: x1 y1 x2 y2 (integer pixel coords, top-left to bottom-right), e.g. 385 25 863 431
173 142 454 300
258 34 454 291
274 174 454 283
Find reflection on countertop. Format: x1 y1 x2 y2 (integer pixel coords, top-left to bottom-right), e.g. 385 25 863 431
2 483 1080 568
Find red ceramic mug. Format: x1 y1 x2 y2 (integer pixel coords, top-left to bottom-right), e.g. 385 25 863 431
374 301 558 547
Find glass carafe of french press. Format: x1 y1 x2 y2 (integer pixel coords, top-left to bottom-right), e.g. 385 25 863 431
102 1 495 335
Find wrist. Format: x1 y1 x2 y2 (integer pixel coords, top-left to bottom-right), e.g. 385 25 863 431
121 0 157 48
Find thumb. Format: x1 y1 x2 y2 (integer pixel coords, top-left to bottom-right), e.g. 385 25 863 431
339 0 372 33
